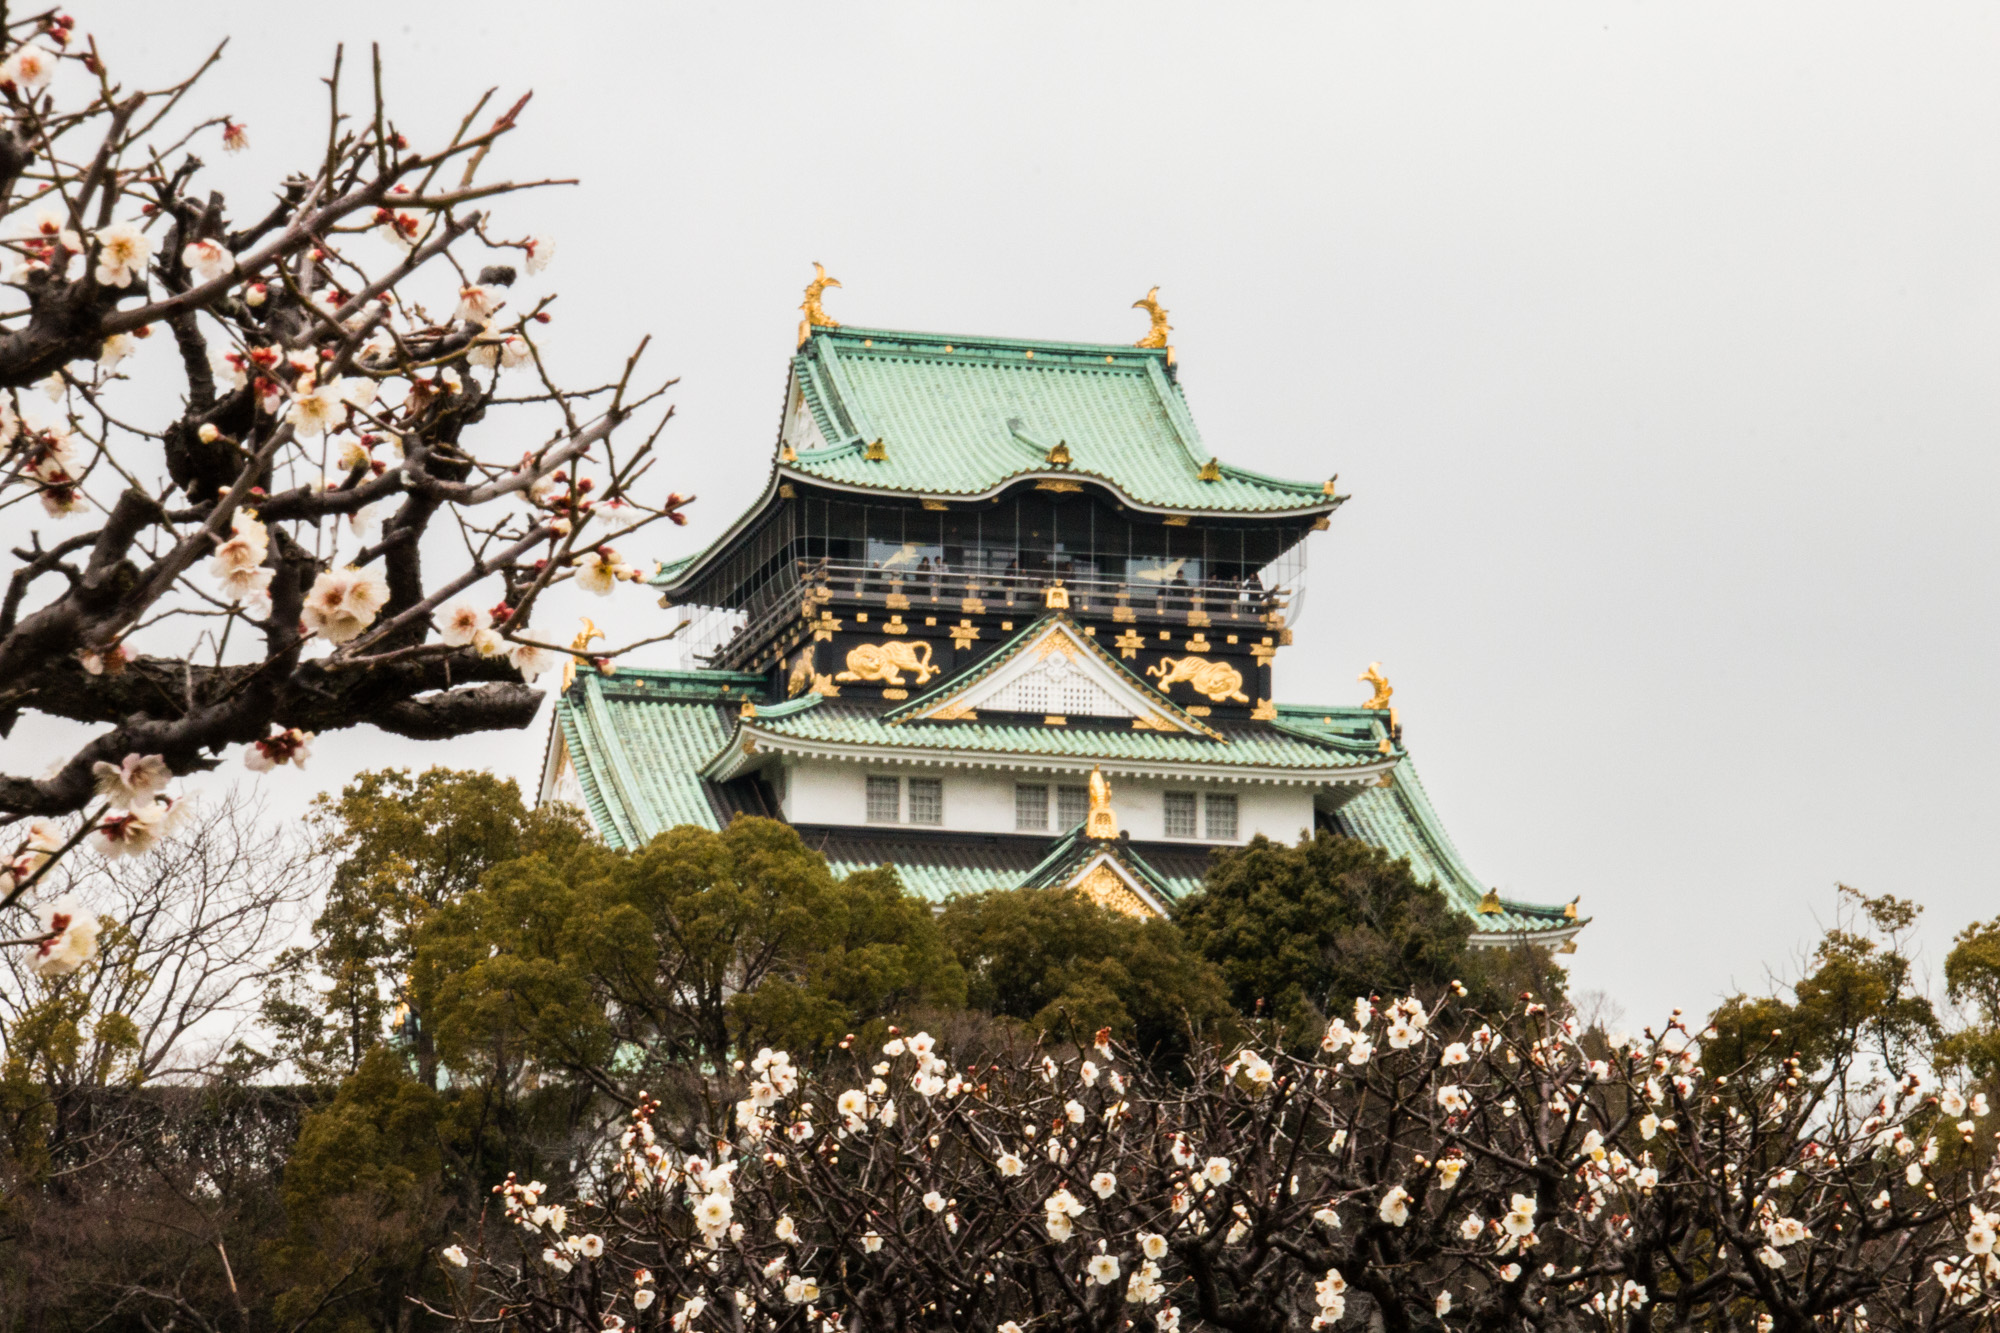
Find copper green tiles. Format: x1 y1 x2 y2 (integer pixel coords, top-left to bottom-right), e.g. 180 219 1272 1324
787 327 1335 515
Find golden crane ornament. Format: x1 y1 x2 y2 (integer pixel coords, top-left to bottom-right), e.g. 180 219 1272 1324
1132 286 1171 349
798 262 842 345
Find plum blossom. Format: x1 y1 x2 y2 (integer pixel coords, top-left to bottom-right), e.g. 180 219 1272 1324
523 234 555 273
182 237 232 282
287 378 359 438
93 752 171 810
302 566 390 644
437 601 492 648
574 547 639 595
441 1244 468 1267
245 726 314 772
0 44 58 93
93 220 152 287
1090 1171 1117 1199
1140 1232 1168 1260
1502 1193 1537 1238
1086 1254 1120 1286
996 1152 1024 1177
1202 1156 1232 1186
509 639 561 682
1379 1184 1411 1227
29 894 99 978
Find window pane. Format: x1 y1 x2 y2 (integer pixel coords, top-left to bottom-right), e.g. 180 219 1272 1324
908 778 943 826
1055 785 1090 829
1204 793 1238 841
1015 784 1049 831
866 776 901 824
1163 791 1197 838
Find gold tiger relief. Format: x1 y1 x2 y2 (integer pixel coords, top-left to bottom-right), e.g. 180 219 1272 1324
835 641 939 687
1145 655 1248 703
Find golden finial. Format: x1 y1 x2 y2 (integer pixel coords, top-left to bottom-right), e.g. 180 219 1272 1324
1197 458 1222 483
1563 896 1580 921
560 618 607 691
798 262 842 345
1044 581 1070 609
1086 766 1119 839
1047 440 1072 467
863 438 888 462
1322 475 1339 496
1132 286 1171 349
739 699 758 719
780 444 798 463
1359 662 1392 710
1477 888 1503 915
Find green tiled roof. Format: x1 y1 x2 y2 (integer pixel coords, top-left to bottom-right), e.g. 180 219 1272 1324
785 326 1338 515
1278 705 1575 937
1018 824 1188 909
554 669 763 848
549 677 1576 939
714 694 1390 777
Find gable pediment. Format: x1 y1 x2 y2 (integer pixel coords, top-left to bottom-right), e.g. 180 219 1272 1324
901 618 1215 736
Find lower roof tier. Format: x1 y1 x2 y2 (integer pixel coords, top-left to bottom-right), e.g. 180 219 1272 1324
540 666 1580 944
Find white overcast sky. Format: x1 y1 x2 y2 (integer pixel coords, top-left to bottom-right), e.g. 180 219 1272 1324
42 2 2000 1026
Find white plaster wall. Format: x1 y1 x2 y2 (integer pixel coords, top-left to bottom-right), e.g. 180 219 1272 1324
775 756 1317 847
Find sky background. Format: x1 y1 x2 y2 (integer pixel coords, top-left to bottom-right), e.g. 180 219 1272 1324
33 2 2000 1027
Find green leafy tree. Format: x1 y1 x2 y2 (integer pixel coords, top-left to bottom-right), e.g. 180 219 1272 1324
1707 885 1939 1079
939 885 1232 1057
410 818 966 1128
1943 914 2000 1083
1174 830 1556 1038
262 767 587 1085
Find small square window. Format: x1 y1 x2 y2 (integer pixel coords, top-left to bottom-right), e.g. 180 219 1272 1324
1204 792 1238 841
1163 791 1197 839
1015 784 1049 831
1056 785 1090 829
908 778 943 826
866 776 901 824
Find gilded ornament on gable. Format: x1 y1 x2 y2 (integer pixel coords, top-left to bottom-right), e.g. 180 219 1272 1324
950 620 980 649
836 641 940 687
1044 581 1070 610
1073 862 1153 919
1034 630 1079 661
1130 712 1179 732
926 700 978 721
863 438 888 462
1046 440 1072 467
1359 662 1393 710
1113 629 1146 659
1146 654 1249 703
1085 766 1119 840
1197 458 1222 483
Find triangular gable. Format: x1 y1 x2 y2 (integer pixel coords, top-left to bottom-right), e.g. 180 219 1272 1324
779 366 833 458
1065 851 1170 919
889 616 1220 738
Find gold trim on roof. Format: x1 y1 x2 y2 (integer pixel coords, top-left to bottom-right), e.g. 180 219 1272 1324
1132 286 1171 349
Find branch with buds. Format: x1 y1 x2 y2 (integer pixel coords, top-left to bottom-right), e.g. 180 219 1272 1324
0 10 687 949
437 1002 2000 1333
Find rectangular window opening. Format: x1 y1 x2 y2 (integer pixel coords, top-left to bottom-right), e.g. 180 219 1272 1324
1163 790 1197 839
1204 792 1239 841
908 778 943 826
1056 785 1090 829
866 776 901 825
1015 784 1050 832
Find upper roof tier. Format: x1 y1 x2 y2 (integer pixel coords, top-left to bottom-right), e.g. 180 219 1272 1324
782 325 1340 516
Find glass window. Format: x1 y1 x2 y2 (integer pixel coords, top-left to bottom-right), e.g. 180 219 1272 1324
1015 784 1049 831
1163 791 1197 839
866 776 901 824
908 778 943 826
1056 785 1090 829
1127 556 1202 588
867 538 944 574
1204 793 1239 841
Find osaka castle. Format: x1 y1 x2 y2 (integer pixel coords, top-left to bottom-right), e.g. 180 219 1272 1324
539 274 1581 951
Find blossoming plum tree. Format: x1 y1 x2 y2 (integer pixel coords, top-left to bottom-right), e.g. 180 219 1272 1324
0 9 684 960
441 997 2000 1333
